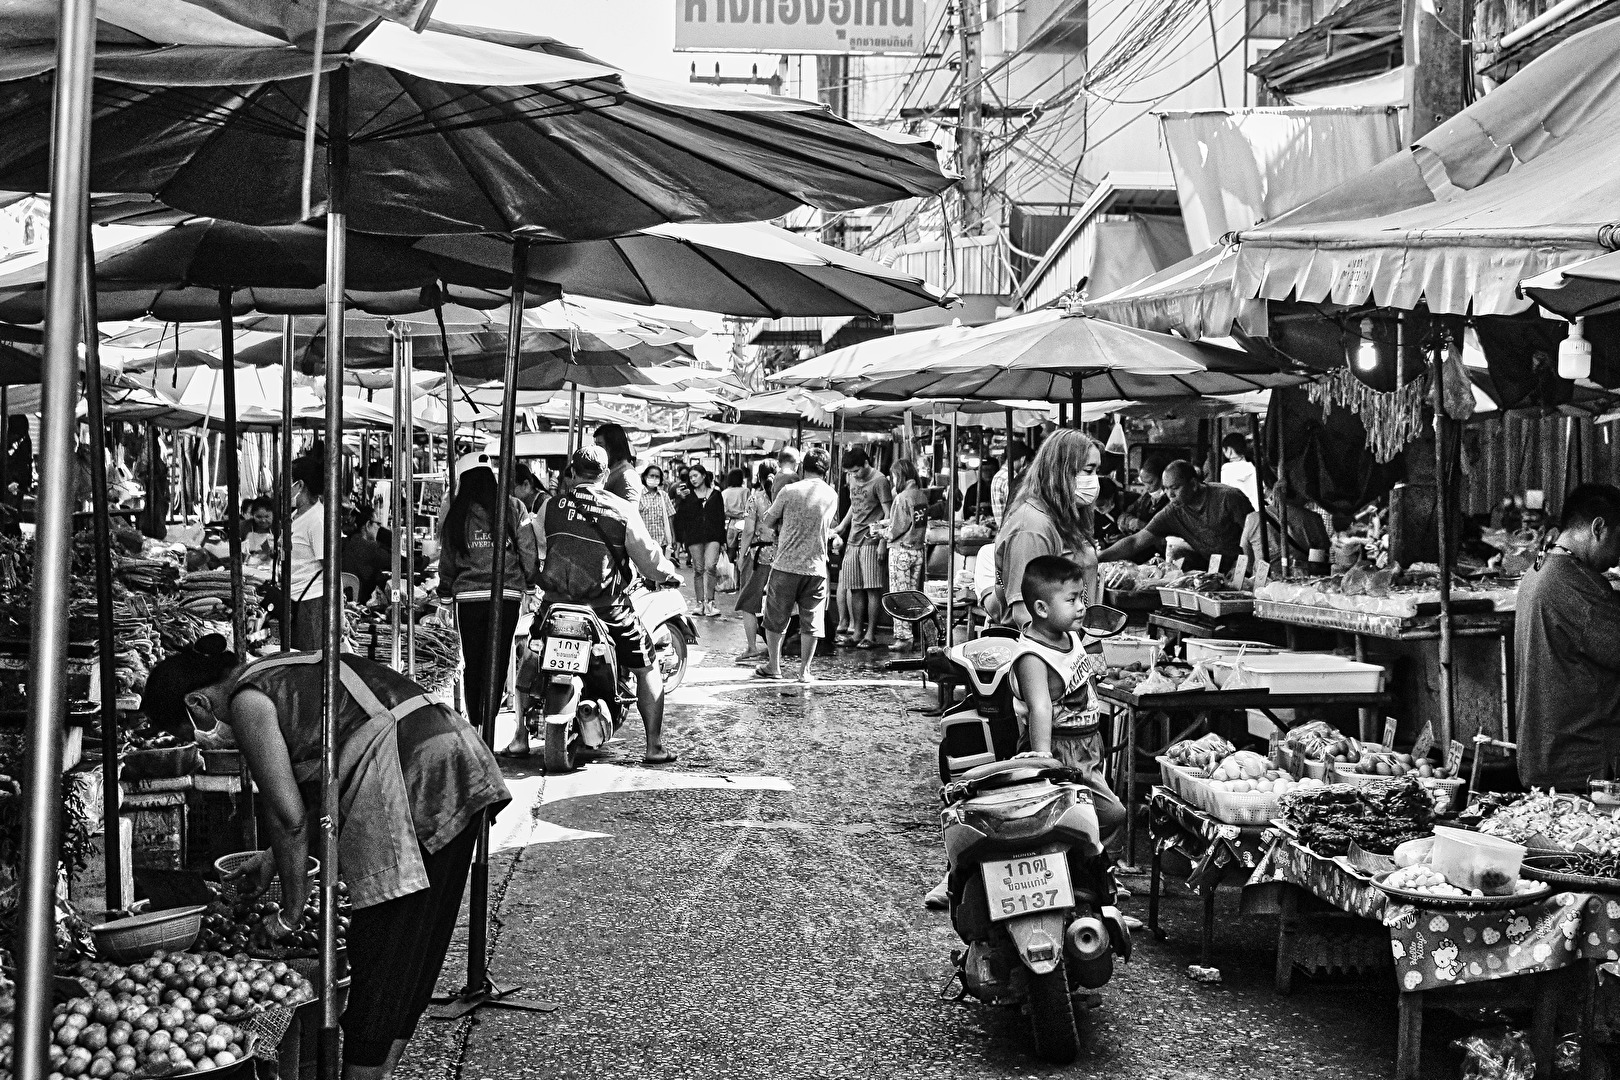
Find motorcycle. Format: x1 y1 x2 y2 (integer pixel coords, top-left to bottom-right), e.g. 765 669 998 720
530 579 697 773
893 605 1131 1063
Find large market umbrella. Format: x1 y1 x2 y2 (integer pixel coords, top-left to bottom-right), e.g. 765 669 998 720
770 316 1057 388
0 19 953 239
844 314 1304 402
418 221 955 318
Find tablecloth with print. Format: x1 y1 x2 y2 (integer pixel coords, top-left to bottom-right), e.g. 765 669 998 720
1148 787 1269 891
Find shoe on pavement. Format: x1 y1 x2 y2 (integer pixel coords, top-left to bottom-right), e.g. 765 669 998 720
923 879 950 911
1122 915 1144 931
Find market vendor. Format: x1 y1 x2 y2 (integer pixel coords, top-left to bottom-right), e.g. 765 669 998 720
141 635 511 1080
1514 483 1620 791
1098 460 1253 571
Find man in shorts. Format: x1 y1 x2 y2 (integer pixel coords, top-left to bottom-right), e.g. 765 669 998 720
509 447 683 763
757 447 839 683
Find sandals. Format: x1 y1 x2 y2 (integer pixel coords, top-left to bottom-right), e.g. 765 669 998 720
753 665 785 679
643 751 679 765
734 649 767 663
496 746 533 759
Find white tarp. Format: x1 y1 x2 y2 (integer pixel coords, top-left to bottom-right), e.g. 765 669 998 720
1159 105 1405 252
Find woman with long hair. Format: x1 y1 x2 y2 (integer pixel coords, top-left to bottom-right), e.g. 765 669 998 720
721 467 749 562
678 464 727 616
593 422 638 501
991 429 1102 629
436 456 539 739
732 461 777 661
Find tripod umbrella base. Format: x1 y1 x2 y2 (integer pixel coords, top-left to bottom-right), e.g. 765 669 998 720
426 980 560 1020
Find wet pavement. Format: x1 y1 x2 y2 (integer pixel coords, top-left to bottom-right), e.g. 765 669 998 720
391 579 1480 1080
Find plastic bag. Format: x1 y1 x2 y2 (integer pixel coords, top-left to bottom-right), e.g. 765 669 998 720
716 552 738 593
1453 1027 1535 1080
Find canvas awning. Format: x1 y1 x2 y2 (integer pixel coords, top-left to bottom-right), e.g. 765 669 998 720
1234 17 1620 317
1081 245 1258 341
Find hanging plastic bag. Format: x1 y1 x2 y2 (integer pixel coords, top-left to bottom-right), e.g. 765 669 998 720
1443 333 1477 421
1104 414 1129 456
716 551 738 593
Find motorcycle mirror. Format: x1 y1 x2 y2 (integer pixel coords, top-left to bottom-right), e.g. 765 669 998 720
1081 605 1129 638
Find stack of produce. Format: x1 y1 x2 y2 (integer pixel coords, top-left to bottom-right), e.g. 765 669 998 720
1199 751 1322 797
196 882 350 960
1098 563 1139 593
1277 776 1435 856
356 616 461 696
113 556 180 595
176 573 236 621
1163 734 1236 771
1477 792 1620 853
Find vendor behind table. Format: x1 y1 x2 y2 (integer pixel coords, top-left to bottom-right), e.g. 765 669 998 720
1098 459 1252 572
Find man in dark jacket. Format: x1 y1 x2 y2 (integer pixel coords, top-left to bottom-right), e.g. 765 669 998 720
509 446 682 763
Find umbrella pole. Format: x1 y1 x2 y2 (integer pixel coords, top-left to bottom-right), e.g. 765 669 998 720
795 415 802 450
81 231 123 911
316 65 349 1080
17 2 94 1071
219 292 246 661
404 336 416 679
445 352 456 502
432 238 556 1020
946 414 958 642
1431 346 1457 749
391 331 404 670
281 318 295 651
1276 404 1292 578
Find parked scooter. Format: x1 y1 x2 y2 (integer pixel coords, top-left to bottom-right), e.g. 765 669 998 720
893 605 1131 1063
530 579 697 772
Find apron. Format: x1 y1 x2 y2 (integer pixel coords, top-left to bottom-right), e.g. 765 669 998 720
236 653 439 909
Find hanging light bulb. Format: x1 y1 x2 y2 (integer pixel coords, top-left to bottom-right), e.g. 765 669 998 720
1559 316 1592 380
1355 318 1379 372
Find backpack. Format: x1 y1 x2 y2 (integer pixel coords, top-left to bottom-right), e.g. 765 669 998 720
538 490 629 602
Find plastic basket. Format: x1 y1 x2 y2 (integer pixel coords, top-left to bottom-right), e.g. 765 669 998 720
1101 636 1162 669
92 905 205 962
1156 757 1200 803
1197 593 1254 618
214 852 320 906
1182 775 1285 826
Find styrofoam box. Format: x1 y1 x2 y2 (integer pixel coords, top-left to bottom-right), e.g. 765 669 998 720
1212 652 1385 694
1101 635 1163 669
1184 638 1280 665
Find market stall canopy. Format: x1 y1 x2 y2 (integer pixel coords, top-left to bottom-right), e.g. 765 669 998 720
417 221 956 318
0 15 953 238
1519 251 1620 319
771 310 1064 388
0 219 554 323
1234 17 1620 316
1080 246 1257 342
654 433 716 454
844 313 1306 402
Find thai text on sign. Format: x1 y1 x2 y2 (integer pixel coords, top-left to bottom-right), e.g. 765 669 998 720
676 0 927 54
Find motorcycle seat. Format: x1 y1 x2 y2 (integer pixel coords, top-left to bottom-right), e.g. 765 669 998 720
959 756 1062 783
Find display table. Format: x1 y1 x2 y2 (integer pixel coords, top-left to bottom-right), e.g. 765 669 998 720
1147 609 1288 650
1254 601 1515 749
1245 830 1614 1079
1097 683 1391 863
1146 788 1269 966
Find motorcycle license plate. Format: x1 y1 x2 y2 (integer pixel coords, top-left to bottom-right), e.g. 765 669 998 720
982 854 1074 922
541 637 589 674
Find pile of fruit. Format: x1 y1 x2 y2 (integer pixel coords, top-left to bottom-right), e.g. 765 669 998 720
1382 863 1544 899
1 950 316 1080
1342 749 1455 780
1200 751 1324 796
1478 793 1620 853
196 882 350 960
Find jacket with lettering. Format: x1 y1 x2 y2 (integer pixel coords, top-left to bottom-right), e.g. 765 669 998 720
534 483 677 608
436 496 539 603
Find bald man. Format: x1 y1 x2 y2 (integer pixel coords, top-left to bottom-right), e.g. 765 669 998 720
1098 459 1253 570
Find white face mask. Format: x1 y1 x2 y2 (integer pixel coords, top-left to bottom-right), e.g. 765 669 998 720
1074 474 1101 506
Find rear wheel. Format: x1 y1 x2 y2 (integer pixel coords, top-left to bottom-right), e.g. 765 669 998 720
1027 961 1080 1064
541 683 581 773
651 622 689 693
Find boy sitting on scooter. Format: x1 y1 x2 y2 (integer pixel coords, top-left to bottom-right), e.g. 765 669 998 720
1011 555 1127 857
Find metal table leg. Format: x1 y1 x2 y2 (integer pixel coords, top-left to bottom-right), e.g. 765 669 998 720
1125 704 1138 865
1200 884 1216 967
1396 991 1423 1080
1149 844 1163 940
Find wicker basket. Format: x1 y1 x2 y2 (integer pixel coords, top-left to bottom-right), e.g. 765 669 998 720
213 852 320 906
92 905 205 962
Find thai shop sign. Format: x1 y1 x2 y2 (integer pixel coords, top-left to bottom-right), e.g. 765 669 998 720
676 0 927 54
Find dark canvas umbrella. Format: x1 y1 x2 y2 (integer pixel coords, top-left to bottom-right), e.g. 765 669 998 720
0 21 953 239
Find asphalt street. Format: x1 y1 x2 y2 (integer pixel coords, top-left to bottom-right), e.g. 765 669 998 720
392 582 1468 1080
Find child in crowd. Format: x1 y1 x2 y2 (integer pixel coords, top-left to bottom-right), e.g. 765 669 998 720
1011 554 1126 856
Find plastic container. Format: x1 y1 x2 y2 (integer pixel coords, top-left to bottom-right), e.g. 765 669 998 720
1432 825 1526 895
1183 638 1280 665
1213 653 1386 694
1184 775 1284 826
93 905 205 962
1101 635 1162 669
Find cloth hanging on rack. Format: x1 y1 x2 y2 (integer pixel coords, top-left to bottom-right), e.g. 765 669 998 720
1307 368 1431 464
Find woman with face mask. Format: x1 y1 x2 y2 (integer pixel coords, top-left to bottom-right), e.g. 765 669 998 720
987 429 1102 630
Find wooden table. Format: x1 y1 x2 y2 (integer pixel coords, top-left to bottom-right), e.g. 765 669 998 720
1098 683 1392 864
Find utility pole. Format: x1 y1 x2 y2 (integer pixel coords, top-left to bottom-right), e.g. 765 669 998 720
1402 0 1467 141
818 54 852 249
958 0 985 234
